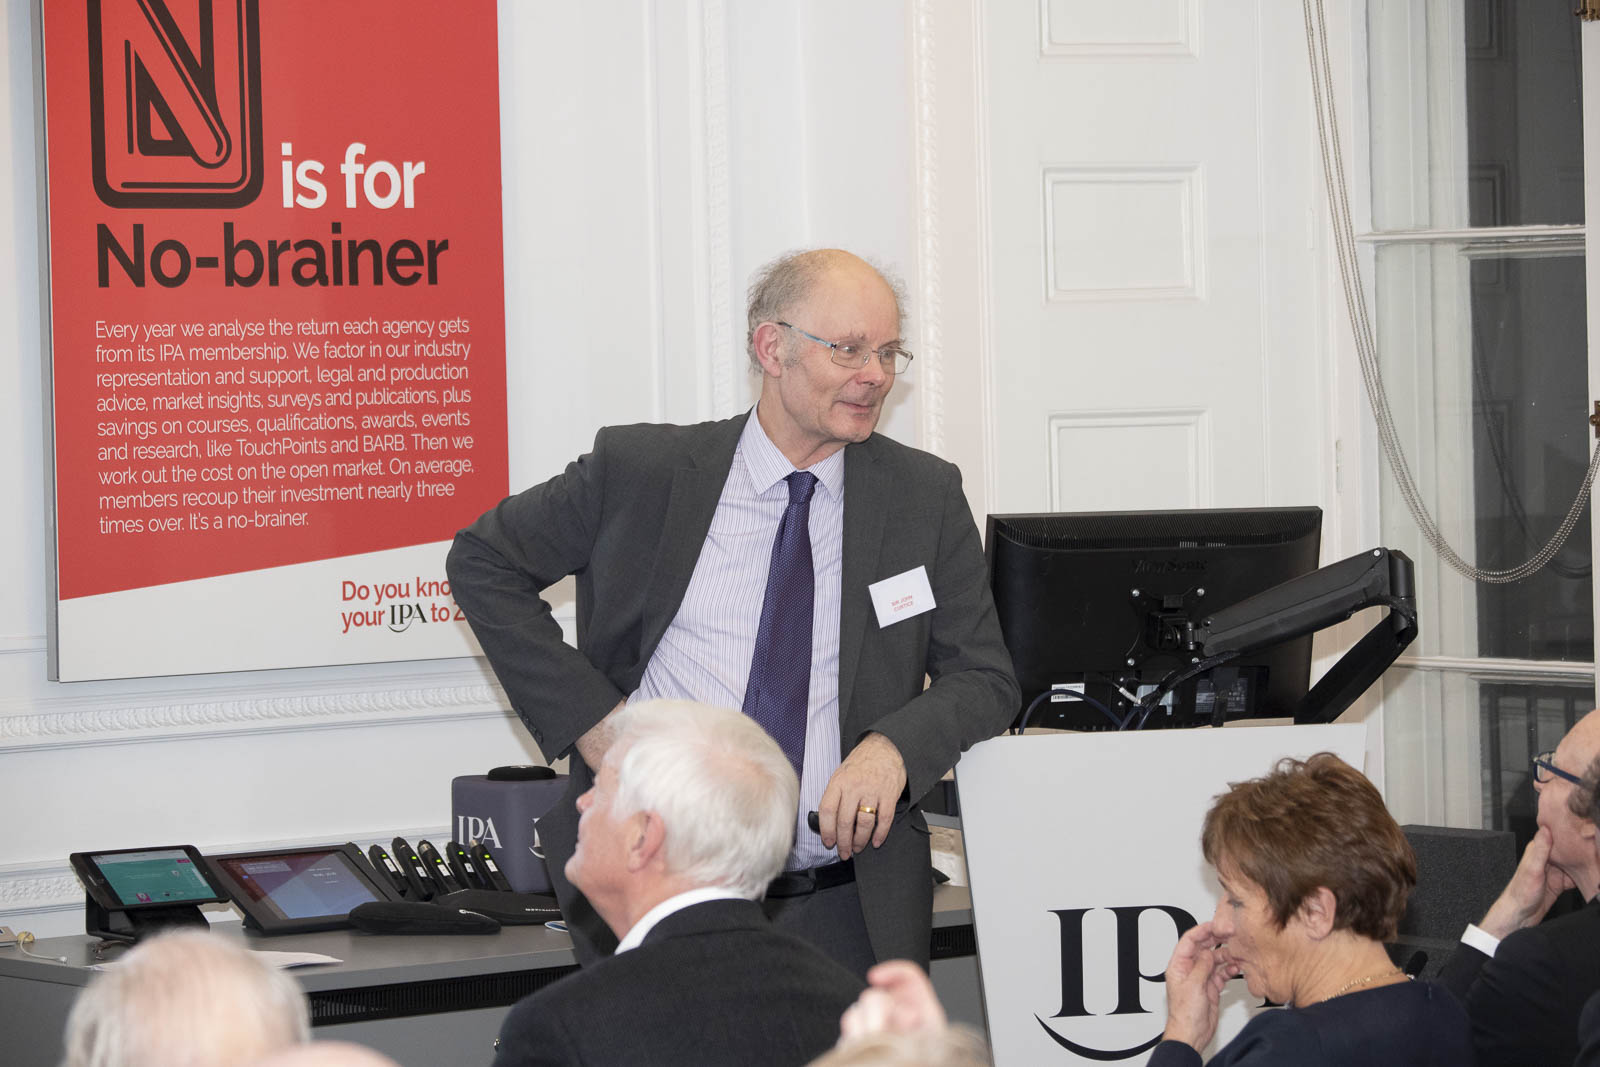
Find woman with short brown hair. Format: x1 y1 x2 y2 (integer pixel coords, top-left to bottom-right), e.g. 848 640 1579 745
1150 752 1471 1065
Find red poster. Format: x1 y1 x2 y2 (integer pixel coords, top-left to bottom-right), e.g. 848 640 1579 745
41 0 507 679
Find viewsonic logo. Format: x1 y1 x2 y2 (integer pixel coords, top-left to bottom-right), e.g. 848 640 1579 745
1037 905 1197 1060
1132 560 1206 576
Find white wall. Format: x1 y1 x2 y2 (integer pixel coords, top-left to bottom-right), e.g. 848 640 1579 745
0 0 917 938
0 0 1366 938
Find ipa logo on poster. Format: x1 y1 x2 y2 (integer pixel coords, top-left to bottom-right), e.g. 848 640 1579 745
88 0 263 207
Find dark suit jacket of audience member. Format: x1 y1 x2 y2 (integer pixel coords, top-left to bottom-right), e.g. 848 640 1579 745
1147 980 1470 1066
490 898 865 1067
1438 895 1600 1067
1577 988 1600 1066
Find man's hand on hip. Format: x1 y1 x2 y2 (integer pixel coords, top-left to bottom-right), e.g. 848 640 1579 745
819 733 907 861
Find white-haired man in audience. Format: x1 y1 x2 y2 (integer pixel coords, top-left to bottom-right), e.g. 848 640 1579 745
490 699 865 1067
62 928 308 1067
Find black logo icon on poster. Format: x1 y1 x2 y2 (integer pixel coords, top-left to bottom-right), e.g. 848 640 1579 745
88 0 263 208
1037 905 1197 1061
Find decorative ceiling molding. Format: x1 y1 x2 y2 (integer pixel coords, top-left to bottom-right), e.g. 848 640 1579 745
0 676 512 753
0 869 80 914
0 825 456 917
912 0 947 457
907 0 999 513
700 0 738 419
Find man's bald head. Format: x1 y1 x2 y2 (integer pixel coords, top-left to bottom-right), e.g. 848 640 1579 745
1541 708 1600 890
1563 709 1600 766
746 249 905 369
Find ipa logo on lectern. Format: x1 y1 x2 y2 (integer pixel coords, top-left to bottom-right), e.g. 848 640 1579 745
1037 905 1197 1060
87 0 264 207
456 815 502 849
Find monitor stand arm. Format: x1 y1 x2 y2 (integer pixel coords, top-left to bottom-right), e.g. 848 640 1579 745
1136 548 1417 728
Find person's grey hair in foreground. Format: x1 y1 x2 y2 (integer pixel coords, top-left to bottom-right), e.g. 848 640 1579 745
809 1029 992 1067
61 929 308 1067
248 1041 401 1067
609 698 799 898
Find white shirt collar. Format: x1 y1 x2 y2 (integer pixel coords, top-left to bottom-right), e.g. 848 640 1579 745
614 886 748 954
739 406 846 499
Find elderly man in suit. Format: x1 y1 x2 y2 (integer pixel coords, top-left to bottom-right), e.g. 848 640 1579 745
1439 707 1600 1066
489 699 864 1067
449 248 1018 974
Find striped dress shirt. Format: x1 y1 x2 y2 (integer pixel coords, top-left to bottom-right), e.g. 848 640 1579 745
631 410 844 870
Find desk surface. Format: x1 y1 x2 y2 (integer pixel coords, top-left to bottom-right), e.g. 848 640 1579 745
0 885 973 989
1 887 975 1067
0 918 576 991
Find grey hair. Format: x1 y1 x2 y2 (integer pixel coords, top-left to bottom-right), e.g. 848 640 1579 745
608 699 798 898
745 249 907 369
809 1027 993 1067
1568 753 1600 828
62 929 309 1067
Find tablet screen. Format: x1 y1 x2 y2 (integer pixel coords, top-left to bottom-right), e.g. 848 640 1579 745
213 849 382 920
90 848 220 907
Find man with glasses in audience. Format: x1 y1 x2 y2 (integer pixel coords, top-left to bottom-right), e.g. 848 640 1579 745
1439 708 1600 1066
449 248 1019 976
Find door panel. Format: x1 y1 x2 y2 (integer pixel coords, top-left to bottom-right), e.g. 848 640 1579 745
983 2 1323 518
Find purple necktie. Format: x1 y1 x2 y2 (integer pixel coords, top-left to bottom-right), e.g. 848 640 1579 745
742 471 817 777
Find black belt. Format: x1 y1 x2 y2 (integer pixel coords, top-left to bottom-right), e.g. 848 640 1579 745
766 859 856 899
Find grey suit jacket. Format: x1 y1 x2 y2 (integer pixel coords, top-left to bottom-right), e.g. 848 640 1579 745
447 414 1019 963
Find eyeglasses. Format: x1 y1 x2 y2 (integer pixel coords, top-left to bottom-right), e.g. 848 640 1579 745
1534 751 1583 786
776 322 913 375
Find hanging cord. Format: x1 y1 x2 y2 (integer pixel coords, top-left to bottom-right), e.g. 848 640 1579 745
1301 0 1600 584
1469 306 1591 579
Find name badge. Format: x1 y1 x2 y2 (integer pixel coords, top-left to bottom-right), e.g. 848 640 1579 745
868 566 936 628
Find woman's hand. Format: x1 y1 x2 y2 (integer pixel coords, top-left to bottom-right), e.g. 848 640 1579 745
1162 921 1231 1051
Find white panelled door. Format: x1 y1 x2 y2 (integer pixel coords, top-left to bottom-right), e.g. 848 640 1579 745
978 1 1328 519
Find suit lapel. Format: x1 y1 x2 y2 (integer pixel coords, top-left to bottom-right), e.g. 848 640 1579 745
639 415 748 663
838 438 888 736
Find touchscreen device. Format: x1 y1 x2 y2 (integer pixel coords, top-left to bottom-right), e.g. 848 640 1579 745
70 845 228 911
205 843 401 935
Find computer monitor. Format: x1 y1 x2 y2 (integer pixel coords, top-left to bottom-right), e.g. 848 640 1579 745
986 506 1323 730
